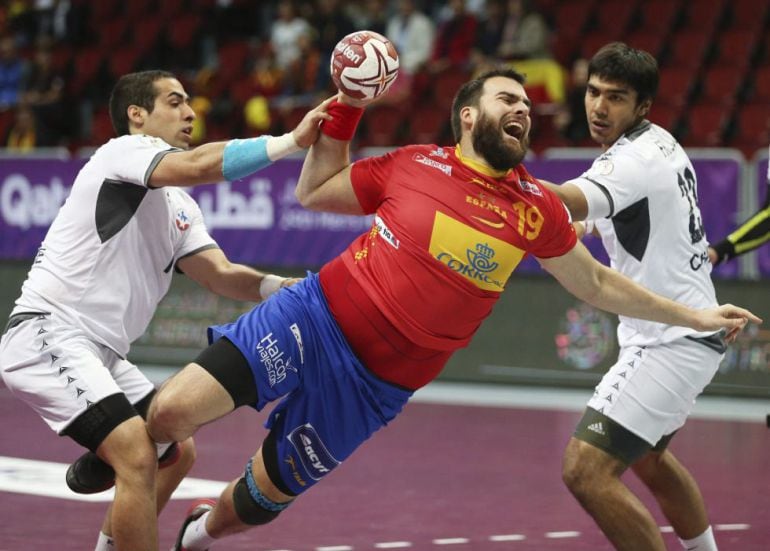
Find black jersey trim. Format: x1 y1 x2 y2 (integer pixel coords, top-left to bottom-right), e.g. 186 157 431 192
625 120 652 141
95 179 148 243
612 198 650 261
175 244 220 274
145 149 180 188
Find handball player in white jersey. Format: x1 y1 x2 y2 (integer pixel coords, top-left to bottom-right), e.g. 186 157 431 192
0 70 331 551
549 43 727 551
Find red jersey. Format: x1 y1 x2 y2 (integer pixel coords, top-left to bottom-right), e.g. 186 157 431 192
320 144 576 389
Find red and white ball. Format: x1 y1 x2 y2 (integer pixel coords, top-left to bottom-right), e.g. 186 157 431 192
330 30 399 101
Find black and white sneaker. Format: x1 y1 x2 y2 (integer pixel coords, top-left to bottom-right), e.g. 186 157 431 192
65 442 181 494
171 498 217 551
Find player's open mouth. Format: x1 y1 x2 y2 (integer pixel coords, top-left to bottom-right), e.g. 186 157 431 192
503 121 523 140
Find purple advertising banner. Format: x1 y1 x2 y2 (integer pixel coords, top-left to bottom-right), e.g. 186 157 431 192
0 158 86 260
0 155 743 277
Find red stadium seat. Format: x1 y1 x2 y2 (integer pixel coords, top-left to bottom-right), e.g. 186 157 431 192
656 67 696 108
748 66 770 102
359 105 405 147
106 47 143 81
132 18 163 58
554 0 596 42
681 0 726 33
408 106 449 145
728 0 768 32
665 31 712 70
90 108 116 144
733 103 770 147
97 18 129 53
593 0 639 39
711 29 760 70
697 66 746 108
430 67 472 112
647 103 682 131
580 32 618 61
625 31 667 59
216 41 251 85
682 103 729 147
637 0 683 34
167 14 202 51
67 49 104 96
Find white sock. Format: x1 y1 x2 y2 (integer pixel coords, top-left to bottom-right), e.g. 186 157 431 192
94 531 115 551
181 511 217 550
679 526 718 551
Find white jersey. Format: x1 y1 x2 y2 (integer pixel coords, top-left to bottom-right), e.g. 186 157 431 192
12 134 217 357
566 121 718 347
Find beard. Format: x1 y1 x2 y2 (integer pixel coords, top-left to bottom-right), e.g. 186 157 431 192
471 111 529 171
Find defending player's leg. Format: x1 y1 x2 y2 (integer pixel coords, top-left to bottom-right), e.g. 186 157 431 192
632 449 717 551
562 435 666 551
67 389 183 494
62 394 158 550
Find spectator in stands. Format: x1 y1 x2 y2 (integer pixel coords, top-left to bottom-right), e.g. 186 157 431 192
497 0 565 104
20 36 65 145
383 0 436 103
312 0 355 61
554 57 590 143
429 0 478 74
0 34 27 111
709 145 770 265
279 28 326 106
4 103 37 150
387 0 436 76
270 1 311 71
348 0 389 37
471 0 507 67
497 0 551 60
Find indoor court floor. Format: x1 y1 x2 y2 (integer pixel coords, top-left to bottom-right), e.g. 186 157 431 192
1 379 768 550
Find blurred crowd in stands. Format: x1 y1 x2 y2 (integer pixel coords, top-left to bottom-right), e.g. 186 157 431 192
0 0 767 156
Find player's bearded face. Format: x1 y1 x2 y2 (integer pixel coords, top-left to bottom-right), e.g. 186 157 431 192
471 108 529 171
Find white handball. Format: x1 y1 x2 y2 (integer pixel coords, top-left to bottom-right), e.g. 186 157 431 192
330 30 400 101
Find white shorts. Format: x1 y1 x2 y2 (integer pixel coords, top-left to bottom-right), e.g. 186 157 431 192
586 337 723 446
0 313 154 434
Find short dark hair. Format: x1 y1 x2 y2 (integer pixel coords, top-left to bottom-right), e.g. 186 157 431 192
108 70 176 136
588 42 658 105
450 68 526 142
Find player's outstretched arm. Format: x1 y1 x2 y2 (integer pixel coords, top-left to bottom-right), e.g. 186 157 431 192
177 248 294 303
296 92 373 215
147 99 333 188
538 241 761 334
541 180 590 221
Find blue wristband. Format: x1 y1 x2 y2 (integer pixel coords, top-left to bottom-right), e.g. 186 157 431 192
222 136 271 181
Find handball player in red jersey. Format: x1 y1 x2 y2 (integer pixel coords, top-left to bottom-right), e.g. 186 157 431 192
147 68 759 550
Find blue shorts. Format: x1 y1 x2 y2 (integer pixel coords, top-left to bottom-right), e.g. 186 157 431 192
208 273 413 495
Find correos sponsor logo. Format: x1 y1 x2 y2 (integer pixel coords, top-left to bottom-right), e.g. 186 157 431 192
1 174 69 229
436 242 504 289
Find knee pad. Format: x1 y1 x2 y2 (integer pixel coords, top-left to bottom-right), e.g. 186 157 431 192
232 459 291 526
